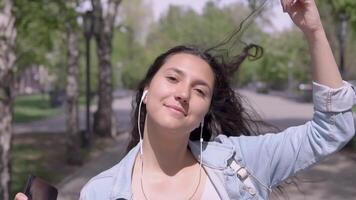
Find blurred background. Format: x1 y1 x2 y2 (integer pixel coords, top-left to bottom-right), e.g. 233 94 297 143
0 0 355 199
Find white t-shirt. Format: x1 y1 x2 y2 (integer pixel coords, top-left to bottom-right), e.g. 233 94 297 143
201 176 221 200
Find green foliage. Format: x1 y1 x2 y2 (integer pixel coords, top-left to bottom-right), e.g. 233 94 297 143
0 0 4 11
255 28 311 89
146 2 253 51
329 0 356 28
10 132 118 198
12 0 323 92
315 0 356 80
13 94 61 123
110 0 153 88
111 29 147 89
15 1 59 68
10 133 87 198
316 0 356 34
11 142 49 197
235 58 261 86
118 1 263 88
14 0 80 90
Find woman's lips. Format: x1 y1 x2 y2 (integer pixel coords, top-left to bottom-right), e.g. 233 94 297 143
164 104 187 116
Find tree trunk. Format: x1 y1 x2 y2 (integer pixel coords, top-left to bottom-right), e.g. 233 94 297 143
65 27 83 165
92 0 122 137
0 0 16 199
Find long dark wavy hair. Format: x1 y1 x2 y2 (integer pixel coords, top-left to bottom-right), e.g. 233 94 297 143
126 44 277 151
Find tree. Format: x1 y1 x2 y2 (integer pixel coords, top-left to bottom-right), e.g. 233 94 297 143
144 2 263 85
92 0 122 137
15 0 86 167
255 29 311 89
113 0 153 89
65 28 82 164
14 0 64 75
15 0 83 163
118 0 153 45
64 1 82 164
319 0 356 32
0 0 16 199
316 0 356 78
114 1 267 88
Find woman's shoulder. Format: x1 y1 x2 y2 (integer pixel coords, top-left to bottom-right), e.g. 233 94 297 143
80 161 122 197
87 162 121 184
80 146 139 199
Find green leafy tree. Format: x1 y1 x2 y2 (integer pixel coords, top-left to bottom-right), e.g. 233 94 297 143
142 2 262 87
317 0 356 32
14 0 83 165
112 0 153 89
316 0 356 79
14 0 65 75
255 29 311 89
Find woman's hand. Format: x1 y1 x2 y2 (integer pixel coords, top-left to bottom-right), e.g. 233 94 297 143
14 193 28 200
281 0 343 88
281 0 323 36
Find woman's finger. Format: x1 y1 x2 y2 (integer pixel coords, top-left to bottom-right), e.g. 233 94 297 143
281 0 293 12
14 193 28 200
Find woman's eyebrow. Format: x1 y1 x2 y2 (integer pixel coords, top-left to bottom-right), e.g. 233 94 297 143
165 67 184 76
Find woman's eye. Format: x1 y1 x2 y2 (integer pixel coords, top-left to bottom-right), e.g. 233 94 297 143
195 89 206 96
166 76 178 82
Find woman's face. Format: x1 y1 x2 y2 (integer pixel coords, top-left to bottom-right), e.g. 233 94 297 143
145 53 215 136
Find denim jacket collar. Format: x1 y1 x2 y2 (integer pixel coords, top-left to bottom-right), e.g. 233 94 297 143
110 136 236 200
110 145 138 200
189 135 236 170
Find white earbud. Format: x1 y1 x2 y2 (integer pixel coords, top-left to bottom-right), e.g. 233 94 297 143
138 90 148 156
141 90 148 102
200 118 204 167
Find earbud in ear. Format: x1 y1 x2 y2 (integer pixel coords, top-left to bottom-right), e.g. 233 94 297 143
138 90 148 156
141 90 148 101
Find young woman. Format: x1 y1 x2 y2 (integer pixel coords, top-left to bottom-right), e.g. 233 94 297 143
15 0 355 199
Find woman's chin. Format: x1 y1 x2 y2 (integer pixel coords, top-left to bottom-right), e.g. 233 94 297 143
146 113 196 134
156 121 193 135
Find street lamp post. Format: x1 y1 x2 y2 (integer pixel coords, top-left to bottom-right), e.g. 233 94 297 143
83 10 94 148
337 12 347 78
287 61 293 91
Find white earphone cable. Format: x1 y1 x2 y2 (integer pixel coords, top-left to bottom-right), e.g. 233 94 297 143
138 90 147 156
200 118 204 168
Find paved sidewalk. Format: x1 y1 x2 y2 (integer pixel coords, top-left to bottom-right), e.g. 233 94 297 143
13 95 133 135
270 150 356 200
239 89 313 125
57 132 130 200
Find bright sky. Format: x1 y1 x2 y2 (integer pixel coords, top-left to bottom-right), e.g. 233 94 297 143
148 0 293 32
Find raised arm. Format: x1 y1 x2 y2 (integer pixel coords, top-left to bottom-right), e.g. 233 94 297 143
281 0 343 88
227 1 355 193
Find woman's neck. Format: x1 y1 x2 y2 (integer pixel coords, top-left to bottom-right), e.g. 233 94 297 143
141 118 196 176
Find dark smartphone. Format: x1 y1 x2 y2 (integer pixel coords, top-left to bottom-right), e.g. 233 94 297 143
23 175 58 200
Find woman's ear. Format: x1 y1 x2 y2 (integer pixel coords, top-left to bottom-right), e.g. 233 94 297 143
143 87 149 104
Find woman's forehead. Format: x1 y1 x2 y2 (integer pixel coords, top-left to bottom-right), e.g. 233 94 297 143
160 53 215 84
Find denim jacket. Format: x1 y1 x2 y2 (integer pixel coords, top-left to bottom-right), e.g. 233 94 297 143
80 81 356 200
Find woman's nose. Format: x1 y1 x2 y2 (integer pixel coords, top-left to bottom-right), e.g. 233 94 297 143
174 86 190 103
